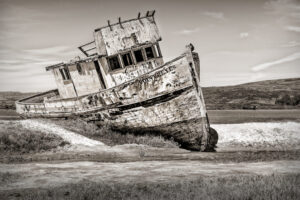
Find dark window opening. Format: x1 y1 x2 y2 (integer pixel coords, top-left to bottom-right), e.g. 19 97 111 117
108 56 121 70
59 69 66 80
76 63 82 73
145 46 155 60
134 49 144 63
122 53 133 66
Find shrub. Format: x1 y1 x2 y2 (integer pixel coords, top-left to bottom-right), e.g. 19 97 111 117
0 121 69 154
48 119 179 148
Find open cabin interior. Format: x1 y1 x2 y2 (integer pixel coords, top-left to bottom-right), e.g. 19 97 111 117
45 10 164 100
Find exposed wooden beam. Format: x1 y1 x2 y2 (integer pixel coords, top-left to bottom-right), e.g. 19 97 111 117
79 41 95 47
107 20 112 31
118 17 124 29
78 46 88 57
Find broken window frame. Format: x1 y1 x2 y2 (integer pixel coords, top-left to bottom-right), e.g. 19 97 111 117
121 52 134 67
106 43 163 71
59 67 71 80
107 55 122 71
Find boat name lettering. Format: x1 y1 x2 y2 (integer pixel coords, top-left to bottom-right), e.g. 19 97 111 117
138 65 176 84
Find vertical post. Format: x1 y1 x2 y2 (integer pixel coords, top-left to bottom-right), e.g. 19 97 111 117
107 20 112 31
118 17 124 29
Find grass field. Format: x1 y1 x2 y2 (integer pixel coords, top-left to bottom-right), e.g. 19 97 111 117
2 174 299 200
1 161 299 200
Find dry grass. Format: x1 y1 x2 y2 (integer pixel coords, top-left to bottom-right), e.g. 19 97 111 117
48 119 179 148
0 121 69 154
1 173 299 200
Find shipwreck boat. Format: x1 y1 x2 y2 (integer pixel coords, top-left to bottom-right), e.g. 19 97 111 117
16 11 218 151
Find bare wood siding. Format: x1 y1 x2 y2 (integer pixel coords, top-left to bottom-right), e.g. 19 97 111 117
68 62 102 96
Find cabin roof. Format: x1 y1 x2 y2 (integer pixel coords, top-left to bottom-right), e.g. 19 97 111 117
45 54 100 71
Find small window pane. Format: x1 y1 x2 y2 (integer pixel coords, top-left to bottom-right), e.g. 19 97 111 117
122 53 133 66
145 47 155 59
153 44 161 57
108 56 121 70
134 49 144 63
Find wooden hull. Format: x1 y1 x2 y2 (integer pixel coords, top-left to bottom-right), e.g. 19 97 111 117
16 49 217 151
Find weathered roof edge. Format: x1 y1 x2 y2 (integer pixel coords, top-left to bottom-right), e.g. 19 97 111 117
94 10 156 32
45 54 101 71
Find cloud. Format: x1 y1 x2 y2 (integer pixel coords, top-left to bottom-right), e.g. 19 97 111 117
24 46 75 54
264 0 300 29
0 67 21 72
251 52 300 72
264 0 300 17
281 41 300 47
202 11 225 20
285 26 300 32
240 32 249 39
176 28 200 35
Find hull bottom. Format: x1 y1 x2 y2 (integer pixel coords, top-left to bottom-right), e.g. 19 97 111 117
86 88 217 151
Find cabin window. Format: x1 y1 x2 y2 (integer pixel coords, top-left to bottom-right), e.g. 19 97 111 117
122 52 133 67
59 68 71 80
145 46 155 60
76 63 82 74
134 49 144 63
153 44 162 57
107 56 121 70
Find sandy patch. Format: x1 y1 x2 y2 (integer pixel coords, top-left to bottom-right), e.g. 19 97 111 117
20 119 104 147
213 122 300 150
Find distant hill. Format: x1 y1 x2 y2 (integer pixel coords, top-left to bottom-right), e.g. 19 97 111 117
0 78 299 110
202 78 300 110
0 92 35 109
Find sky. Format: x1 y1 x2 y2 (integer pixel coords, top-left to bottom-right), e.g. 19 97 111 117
0 0 300 92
